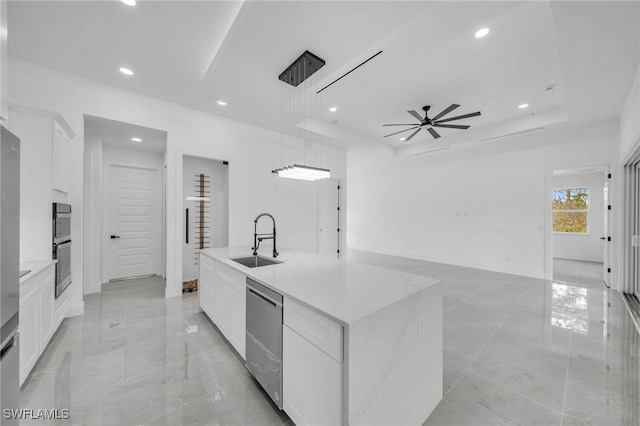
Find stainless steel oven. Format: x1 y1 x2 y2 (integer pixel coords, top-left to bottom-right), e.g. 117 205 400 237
52 203 71 299
52 203 71 244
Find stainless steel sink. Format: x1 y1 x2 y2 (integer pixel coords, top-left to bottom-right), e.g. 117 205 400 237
230 255 282 268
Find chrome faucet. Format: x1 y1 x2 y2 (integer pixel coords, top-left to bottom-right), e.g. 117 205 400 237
252 213 278 258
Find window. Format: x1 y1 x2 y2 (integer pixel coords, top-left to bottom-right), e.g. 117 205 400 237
553 187 589 233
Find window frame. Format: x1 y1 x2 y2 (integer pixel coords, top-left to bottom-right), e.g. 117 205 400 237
552 187 590 235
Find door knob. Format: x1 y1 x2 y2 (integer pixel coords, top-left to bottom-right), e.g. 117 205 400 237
600 237 606 240
110 235 121 239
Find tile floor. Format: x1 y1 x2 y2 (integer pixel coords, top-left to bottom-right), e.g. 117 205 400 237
20 255 640 425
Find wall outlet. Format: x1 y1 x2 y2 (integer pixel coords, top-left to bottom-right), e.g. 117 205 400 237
632 235 640 247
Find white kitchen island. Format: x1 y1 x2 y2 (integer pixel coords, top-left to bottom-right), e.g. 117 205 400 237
199 247 442 426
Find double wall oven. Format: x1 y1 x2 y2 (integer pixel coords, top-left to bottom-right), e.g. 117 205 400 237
52 203 71 299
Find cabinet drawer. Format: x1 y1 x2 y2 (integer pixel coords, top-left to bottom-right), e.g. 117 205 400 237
284 298 343 363
215 261 245 294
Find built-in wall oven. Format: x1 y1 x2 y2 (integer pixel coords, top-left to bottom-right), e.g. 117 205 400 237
52 203 71 299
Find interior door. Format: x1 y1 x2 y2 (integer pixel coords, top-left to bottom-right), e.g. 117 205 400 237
603 171 611 288
108 165 159 280
317 179 339 257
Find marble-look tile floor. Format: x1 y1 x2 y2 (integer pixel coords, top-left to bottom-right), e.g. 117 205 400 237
20 276 291 426
21 255 640 425
349 252 640 426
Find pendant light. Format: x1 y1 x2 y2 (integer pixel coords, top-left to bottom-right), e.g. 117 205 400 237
273 51 331 182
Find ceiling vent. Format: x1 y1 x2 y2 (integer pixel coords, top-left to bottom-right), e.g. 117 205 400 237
278 51 325 87
478 127 544 142
409 147 451 156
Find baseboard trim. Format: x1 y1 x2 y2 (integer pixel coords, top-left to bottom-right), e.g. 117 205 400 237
66 301 84 318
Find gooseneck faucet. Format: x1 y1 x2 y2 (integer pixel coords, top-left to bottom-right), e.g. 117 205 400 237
252 213 278 258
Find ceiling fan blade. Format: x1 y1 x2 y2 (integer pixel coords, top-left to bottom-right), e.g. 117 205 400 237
427 127 441 139
382 124 422 126
431 104 460 121
404 128 422 141
433 123 470 130
407 110 424 122
435 111 481 124
383 125 421 138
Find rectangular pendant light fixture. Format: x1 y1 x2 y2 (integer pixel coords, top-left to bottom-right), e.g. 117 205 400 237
272 164 330 181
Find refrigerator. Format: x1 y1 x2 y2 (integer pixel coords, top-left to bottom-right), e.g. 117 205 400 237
0 125 20 424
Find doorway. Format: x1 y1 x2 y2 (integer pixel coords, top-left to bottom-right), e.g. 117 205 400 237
181 155 229 292
551 166 611 289
623 146 640 299
82 115 167 294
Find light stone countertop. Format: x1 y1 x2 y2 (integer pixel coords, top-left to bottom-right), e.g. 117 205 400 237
20 259 56 285
200 247 440 326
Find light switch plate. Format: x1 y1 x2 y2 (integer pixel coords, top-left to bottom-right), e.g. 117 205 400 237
632 235 640 247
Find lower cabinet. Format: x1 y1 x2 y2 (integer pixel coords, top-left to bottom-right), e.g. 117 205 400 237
283 325 343 426
20 293 40 385
20 264 56 386
199 255 246 359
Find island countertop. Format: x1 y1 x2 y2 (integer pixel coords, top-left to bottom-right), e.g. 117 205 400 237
200 247 440 326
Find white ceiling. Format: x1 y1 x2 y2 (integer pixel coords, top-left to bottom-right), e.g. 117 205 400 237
84 114 167 154
7 1 640 153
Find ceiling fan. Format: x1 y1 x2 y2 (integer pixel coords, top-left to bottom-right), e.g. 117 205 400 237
382 104 481 141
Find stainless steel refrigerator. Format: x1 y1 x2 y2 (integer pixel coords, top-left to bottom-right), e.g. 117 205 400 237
0 126 20 424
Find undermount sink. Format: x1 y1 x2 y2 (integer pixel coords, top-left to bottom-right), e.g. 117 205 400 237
230 255 283 268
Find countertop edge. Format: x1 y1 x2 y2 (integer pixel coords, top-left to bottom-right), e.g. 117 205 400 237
200 249 440 327
20 259 57 285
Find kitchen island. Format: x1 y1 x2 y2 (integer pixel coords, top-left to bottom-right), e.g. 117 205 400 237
199 247 442 426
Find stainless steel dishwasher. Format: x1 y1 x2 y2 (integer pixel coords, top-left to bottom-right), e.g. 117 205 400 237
246 277 283 409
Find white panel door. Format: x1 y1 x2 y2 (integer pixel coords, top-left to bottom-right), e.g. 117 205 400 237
109 165 158 280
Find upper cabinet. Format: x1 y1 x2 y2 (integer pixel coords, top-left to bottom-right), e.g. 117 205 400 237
0 0 8 121
52 120 71 194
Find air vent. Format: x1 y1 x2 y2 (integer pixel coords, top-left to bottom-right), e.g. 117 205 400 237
478 127 544 143
278 51 325 87
409 147 451 156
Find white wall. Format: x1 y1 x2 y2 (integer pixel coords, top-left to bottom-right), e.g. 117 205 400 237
9 58 347 302
83 135 102 294
347 120 619 281
182 155 228 282
10 111 53 262
100 144 164 284
552 172 604 262
620 63 639 162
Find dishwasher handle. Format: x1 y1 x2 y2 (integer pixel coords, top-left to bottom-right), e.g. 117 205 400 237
247 286 282 308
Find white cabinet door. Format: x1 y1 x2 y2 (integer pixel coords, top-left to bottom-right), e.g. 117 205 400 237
38 270 54 350
20 294 40 385
199 256 216 321
227 286 246 359
52 121 70 194
213 273 229 335
283 325 342 426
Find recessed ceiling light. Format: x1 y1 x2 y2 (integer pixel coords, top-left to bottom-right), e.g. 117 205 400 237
329 107 337 112
121 0 136 6
475 28 490 38
119 67 134 76
217 100 227 106
400 137 406 141
518 103 529 109
131 137 142 142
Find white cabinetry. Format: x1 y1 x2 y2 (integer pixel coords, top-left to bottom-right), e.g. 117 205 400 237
52 120 71 194
283 298 343 426
20 264 56 386
199 255 246 359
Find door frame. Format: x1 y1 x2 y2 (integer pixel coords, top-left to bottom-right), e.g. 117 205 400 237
622 141 640 296
545 161 613 285
102 161 162 283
